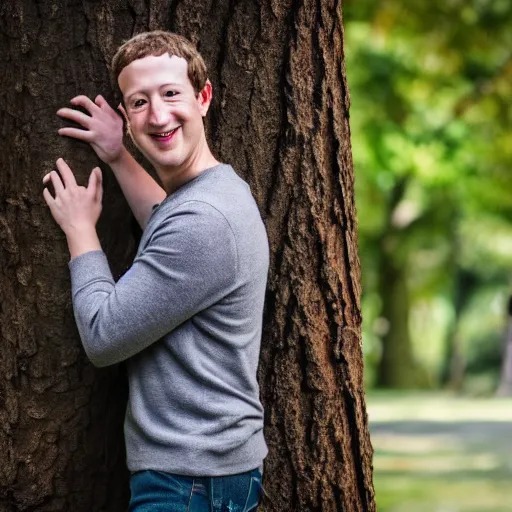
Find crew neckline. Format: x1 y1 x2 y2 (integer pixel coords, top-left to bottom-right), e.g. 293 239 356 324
151 163 229 213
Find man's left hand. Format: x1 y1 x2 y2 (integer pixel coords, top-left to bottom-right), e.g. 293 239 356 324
43 158 103 258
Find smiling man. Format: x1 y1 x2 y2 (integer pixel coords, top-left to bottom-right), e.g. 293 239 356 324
43 31 268 512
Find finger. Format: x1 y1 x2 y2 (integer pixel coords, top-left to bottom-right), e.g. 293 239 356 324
87 167 103 203
42 172 51 184
94 95 110 109
56 107 93 128
69 95 101 114
42 186 55 207
55 158 77 188
49 170 65 196
95 168 103 203
57 127 95 142
87 166 97 193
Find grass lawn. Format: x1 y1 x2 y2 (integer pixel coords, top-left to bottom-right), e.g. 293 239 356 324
367 392 512 512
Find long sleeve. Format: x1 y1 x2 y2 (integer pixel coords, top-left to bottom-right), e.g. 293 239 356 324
69 201 238 367
75 164 269 476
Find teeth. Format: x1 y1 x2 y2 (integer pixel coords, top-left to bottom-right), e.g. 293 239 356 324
155 128 178 137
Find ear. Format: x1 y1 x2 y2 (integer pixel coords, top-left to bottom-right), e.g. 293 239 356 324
118 102 129 123
118 103 134 140
196 80 213 117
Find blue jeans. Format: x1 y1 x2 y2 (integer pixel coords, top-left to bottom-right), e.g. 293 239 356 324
129 467 262 512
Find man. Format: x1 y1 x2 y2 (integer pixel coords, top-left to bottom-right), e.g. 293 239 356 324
43 31 268 511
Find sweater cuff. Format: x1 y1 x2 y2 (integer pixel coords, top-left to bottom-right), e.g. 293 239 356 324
69 250 113 294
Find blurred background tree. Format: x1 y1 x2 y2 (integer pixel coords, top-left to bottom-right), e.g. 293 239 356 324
343 0 512 393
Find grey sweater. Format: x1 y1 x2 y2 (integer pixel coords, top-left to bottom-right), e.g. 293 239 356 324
69 164 269 476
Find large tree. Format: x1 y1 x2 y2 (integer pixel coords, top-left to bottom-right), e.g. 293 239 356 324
0 0 374 510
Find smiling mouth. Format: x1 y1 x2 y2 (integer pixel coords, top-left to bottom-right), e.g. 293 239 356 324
151 127 181 140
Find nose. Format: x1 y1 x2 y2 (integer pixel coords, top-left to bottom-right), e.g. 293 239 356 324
148 97 168 126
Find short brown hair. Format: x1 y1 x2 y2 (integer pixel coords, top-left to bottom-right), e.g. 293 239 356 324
111 31 208 93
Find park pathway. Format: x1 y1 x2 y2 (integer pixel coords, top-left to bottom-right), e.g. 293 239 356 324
368 393 512 512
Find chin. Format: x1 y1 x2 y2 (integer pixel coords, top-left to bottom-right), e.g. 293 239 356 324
143 149 178 169
157 158 184 172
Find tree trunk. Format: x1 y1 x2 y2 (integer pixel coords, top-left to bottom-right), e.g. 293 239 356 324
375 246 418 388
0 1 375 511
373 179 422 389
497 297 512 396
440 230 474 391
0 1 139 510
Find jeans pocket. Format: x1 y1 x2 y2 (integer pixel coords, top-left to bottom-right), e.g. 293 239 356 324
210 469 262 512
129 470 193 512
242 476 262 512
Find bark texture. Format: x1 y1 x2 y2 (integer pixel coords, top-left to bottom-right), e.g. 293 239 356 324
0 0 374 510
0 1 140 510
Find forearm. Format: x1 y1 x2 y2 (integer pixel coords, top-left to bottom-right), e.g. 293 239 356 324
68 204 237 368
109 147 166 228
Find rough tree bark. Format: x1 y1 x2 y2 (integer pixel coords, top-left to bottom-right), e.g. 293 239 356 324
0 0 375 510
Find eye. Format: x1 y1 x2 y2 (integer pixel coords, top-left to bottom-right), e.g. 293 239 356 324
164 90 177 98
133 99 146 108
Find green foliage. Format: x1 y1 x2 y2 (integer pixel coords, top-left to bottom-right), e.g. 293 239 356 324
344 0 512 388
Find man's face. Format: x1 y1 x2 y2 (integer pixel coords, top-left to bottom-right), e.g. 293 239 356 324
118 54 210 174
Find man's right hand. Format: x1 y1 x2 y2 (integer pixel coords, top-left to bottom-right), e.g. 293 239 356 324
57 95 125 165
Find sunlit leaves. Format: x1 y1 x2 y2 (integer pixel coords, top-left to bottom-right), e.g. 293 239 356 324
344 0 512 386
